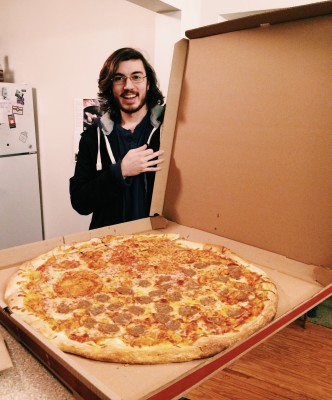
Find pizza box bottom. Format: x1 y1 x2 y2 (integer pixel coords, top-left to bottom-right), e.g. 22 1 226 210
0 218 331 400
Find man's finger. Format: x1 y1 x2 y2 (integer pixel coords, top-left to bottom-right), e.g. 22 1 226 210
145 158 164 169
145 149 164 161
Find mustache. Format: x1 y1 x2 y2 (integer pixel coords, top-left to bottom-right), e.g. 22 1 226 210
121 90 137 97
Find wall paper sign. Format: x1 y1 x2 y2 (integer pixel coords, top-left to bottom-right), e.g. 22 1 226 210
12 105 23 115
74 98 101 161
83 98 101 131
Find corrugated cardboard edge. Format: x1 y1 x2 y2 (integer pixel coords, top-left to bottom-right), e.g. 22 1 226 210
150 38 189 217
185 0 332 39
0 333 13 371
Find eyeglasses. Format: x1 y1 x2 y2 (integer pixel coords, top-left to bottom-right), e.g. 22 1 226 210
111 74 147 85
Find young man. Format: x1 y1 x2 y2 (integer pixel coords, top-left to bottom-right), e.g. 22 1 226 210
70 48 165 229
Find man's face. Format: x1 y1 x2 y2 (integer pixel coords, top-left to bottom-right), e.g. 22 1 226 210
112 59 149 115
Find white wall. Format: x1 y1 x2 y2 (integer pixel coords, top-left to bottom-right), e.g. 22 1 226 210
0 0 168 239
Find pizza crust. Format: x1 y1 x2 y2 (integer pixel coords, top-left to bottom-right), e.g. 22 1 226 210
4 233 278 364
54 293 277 364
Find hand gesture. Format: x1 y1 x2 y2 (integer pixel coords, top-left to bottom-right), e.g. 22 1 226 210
121 144 164 178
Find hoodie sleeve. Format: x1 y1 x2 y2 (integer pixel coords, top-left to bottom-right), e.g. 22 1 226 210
69 129 129 216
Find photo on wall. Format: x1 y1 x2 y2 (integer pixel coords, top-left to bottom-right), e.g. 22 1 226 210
73 98 101 161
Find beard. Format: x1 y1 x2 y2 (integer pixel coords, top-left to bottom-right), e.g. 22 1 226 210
116 90 148 115
119 101 146 114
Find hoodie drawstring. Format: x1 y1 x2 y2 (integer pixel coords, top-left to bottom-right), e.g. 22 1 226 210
97 125 159 171
96 126 116 170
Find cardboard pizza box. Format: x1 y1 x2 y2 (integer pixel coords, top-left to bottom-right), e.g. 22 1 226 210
0 2 332 399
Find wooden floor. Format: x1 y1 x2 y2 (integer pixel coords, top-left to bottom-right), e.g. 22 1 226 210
185 321 331 400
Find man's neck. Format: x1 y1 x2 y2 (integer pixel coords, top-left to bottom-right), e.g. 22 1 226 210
120 106 148 133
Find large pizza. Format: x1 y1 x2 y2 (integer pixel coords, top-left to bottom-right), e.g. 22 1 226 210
5 233 278 364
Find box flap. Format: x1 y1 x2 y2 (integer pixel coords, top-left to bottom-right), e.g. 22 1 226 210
0 237 64 269
162 8 332 268
150 39 189 217
63 217 155 245
185 1 332 39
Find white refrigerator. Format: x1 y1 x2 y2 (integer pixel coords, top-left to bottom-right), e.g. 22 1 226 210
0 83 43 249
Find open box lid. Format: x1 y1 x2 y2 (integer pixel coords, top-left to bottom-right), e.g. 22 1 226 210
151 0 332 269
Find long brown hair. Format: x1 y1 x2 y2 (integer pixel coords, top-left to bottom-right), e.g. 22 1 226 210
98 48 164 121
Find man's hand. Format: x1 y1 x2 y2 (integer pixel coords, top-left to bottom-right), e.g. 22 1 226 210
121 144 164 178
